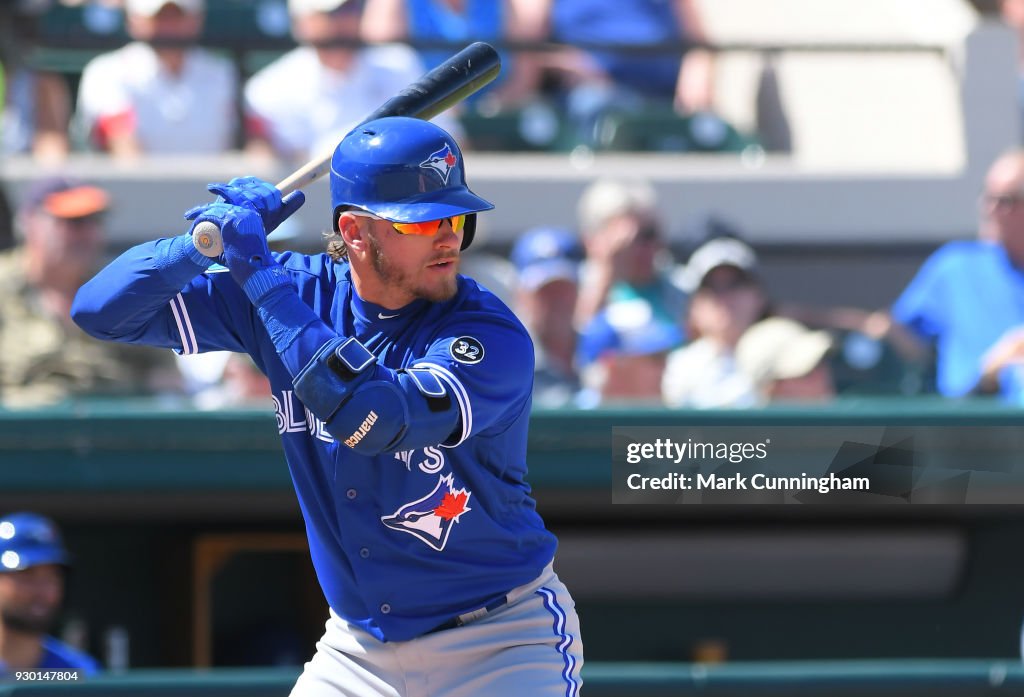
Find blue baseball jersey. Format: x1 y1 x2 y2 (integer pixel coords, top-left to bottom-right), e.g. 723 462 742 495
892 240 1024 398
0 636 101 677
38 637 101 673
73 246 557 642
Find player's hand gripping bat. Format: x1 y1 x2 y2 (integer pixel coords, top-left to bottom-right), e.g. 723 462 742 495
192 41 501 258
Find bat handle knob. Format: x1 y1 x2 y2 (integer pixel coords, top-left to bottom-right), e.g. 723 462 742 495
192 221 224 258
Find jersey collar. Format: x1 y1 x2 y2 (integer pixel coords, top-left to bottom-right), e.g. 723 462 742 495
350 290 429 325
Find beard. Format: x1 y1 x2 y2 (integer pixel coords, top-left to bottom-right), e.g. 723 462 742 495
368 234 459 303
1 606 56 636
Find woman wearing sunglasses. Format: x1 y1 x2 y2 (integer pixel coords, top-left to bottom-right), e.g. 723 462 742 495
71 116 583 697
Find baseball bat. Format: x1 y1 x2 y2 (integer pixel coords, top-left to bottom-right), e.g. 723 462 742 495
192 41 501 257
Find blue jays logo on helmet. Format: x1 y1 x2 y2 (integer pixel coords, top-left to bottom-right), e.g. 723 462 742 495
329 117 493 250
381 474 472 552
419 144 458 186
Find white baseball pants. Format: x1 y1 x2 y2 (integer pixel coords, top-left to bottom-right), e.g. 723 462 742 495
289 562 584 697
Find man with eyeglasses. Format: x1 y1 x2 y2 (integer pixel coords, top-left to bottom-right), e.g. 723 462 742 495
887 148 1024 401
0 177 180 407
71 116 584 696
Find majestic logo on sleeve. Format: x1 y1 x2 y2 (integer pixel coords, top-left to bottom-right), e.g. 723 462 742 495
420 144 458 185
381 474 472 551
449 336 484 364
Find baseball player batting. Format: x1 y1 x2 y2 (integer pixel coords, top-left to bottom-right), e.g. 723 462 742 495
71 116 583 695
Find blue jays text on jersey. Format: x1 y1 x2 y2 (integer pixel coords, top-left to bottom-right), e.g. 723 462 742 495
72 247 557 642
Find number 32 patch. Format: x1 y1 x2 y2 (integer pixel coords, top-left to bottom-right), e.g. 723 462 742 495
450 336 485 364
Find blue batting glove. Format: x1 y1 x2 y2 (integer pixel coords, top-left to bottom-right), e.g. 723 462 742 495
185 202 293 304
205 176 305 235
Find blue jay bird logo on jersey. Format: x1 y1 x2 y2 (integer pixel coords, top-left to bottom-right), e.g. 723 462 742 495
381 474 472 551
420 144 458 185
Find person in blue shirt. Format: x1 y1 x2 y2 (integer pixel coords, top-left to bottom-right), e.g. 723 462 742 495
72 116 583 696
542 0 719 150
890 149 1024 401
0 512 100 678
360 0 546 110
510 226 584 408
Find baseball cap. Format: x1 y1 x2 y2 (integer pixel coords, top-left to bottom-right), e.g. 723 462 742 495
125 0 204 16
511 227 583 291
682 236 758 292
577 300 683 366
21 176 109 220
736 317 833 386
577 178 658 234
288 0 357 15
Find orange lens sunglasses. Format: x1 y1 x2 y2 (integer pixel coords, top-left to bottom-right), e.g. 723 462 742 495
348 211 465 237
394 215 466 236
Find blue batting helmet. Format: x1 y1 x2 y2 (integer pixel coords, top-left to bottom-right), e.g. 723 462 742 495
0 512 70 572
329 117 493 250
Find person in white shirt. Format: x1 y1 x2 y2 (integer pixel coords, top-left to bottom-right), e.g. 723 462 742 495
76 0 238 156
661 236 768 409
244 0 459 162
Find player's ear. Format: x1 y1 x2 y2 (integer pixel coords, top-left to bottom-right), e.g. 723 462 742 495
338 212 369 256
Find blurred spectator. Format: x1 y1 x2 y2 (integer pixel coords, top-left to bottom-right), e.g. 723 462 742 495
245 0 458 161
510 226 584 408
1 2 71 161
0 512 100 676
577 304 682 407
736 317 836 404
360 0 548 111
181 353 272 410
574 177 686 331
882 149 1024 401
176 349 233 405
0 176 181 407
774 305 926 398
76 0 238 156
458 251 517 309
576 183 686 408
662 236 767 408
535 0 724 150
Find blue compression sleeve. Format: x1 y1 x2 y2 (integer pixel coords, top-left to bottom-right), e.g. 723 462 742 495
255 285 341 376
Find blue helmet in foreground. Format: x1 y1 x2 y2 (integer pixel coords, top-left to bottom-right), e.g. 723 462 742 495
329 117 494 250
0 512 70 572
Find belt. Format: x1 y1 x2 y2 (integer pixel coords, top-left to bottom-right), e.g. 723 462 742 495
425 594 509 635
